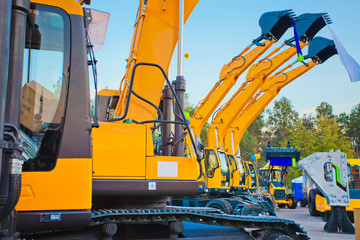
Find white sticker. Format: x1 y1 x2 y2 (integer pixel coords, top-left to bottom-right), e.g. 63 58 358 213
157 161 178 177
50 214 61 220
148 181 156 190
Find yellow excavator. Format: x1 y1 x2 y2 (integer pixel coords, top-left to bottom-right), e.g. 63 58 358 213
186 10 296 157
172 13 334 217
170 10 296 215
0 0 310 239
197 14 334 214
207 13 331 191
225 35 338 209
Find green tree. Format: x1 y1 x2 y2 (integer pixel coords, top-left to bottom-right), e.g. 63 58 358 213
240 130 258 162
184 95 210 147
285 116 354 186
314 117 353 155
287 119 317 158
348 104 360 158
239 113 265 166
265 97 299 146
302 113 315 130
200 122 209 147
315 101 334 119
337 112 350 133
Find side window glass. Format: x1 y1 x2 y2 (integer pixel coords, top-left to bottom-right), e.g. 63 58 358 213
205 150 219 178
21 4 70 171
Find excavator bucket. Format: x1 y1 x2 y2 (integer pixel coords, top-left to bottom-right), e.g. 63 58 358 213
296 13 332 41
259 9 296 41
304 37 337 63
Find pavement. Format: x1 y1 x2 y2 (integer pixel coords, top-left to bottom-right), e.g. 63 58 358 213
276 207 355 240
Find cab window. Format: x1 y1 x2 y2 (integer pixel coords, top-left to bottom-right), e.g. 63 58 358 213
21 4 70 171
205 149 219 178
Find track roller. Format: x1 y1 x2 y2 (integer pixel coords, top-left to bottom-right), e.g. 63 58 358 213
168 220 184 234
205 199 233 214
263 231 293 240
102 223 118 237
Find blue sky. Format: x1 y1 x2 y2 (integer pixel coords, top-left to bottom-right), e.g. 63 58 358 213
90 0 360 116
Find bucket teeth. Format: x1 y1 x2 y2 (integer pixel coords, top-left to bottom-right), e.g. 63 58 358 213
294 13 332 41
259 9 297 41
287 10 297 21
322 13 333 24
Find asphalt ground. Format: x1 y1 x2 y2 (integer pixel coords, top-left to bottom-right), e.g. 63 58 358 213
276 206 355 240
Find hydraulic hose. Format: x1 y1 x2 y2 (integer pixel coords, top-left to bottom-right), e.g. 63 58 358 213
0 130 23 220
0 170 22 219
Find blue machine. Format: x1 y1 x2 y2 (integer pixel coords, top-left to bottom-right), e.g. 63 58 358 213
291 176 303 201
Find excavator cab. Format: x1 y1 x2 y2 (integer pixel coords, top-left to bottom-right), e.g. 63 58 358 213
204 148 231 191
235 156 247 186
246 161 258 190
226 153 240 189
15 1 94 232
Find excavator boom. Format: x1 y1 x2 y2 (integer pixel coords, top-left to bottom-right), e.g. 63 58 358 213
189 10 295 138
207 13 331 150
190 39 274 137
225 36 337 155
114 0 199 122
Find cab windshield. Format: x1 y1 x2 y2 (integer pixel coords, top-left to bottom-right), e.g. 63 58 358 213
227 154 237 171
236 156 246 185
217 151 229 174
349 165 360 189
248 163 257 187
21 4 70 171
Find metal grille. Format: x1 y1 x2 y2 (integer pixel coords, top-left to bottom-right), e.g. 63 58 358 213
274 189 286 200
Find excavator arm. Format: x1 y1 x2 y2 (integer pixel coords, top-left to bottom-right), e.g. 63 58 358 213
225 61 317 155
114 0 199 122
225 37 337 155
207 13 331 150
190 39 274 137
207 42 305 149
189 10 295 139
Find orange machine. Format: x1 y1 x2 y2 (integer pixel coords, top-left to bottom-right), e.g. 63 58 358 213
0 0 311 238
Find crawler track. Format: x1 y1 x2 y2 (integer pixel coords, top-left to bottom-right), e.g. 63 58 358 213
91 206 308 239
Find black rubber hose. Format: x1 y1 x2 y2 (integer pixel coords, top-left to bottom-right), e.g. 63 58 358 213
0 173 21 220
0 126 23 220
